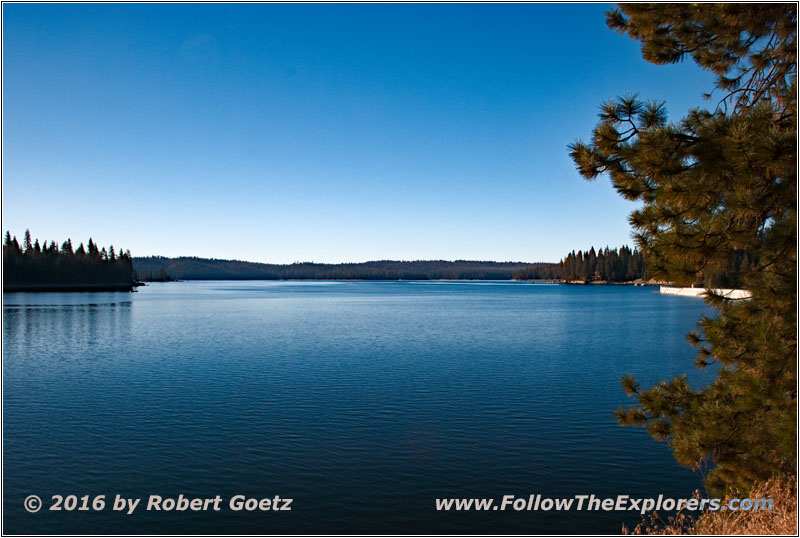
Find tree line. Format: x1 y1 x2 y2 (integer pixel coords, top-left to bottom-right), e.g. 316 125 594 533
514 245 645 282
5 231 753 287
134 257 542 281
3 230 135 291
514 244 756 286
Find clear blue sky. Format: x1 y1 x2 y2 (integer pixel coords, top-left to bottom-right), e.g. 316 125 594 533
2 3 715 263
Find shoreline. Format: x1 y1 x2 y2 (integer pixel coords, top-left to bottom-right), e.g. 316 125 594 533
2 279 670 291
3 282 136 292
657 285 752 300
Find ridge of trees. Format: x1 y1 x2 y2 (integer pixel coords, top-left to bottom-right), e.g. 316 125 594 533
133 256 543 281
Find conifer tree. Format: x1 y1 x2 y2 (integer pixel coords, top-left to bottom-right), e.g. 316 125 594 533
571 4 796 492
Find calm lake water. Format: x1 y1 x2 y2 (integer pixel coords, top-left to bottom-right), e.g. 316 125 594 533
3 281 715 534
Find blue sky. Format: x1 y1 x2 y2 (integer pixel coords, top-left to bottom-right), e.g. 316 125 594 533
2 3 715 263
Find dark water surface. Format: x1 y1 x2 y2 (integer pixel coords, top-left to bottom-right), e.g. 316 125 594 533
3 281 715 534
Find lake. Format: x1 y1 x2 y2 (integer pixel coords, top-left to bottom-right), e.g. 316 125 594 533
3 281 715 534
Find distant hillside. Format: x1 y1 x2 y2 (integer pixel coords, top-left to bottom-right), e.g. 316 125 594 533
133 256 553 281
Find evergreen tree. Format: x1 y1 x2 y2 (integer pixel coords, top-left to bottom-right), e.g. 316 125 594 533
570 4 796 492
23 229 32 252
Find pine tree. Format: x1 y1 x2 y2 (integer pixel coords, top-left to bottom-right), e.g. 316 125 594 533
23 229 32 252
571 4 796 493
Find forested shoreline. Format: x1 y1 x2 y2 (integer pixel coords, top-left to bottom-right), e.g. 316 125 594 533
3 230 136 292
133 257 541 281
133 246 650 283
4 230 750 287
513 246 645 282
4 230 654 286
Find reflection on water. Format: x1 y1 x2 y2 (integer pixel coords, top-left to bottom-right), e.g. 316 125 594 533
3 282 714 534
4 296 132 367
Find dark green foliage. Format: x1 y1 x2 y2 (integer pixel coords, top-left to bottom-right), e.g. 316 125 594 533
558 245 644 282
514 245 645 282
573 4 796 493
606 3 796 114
3 230 135 291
